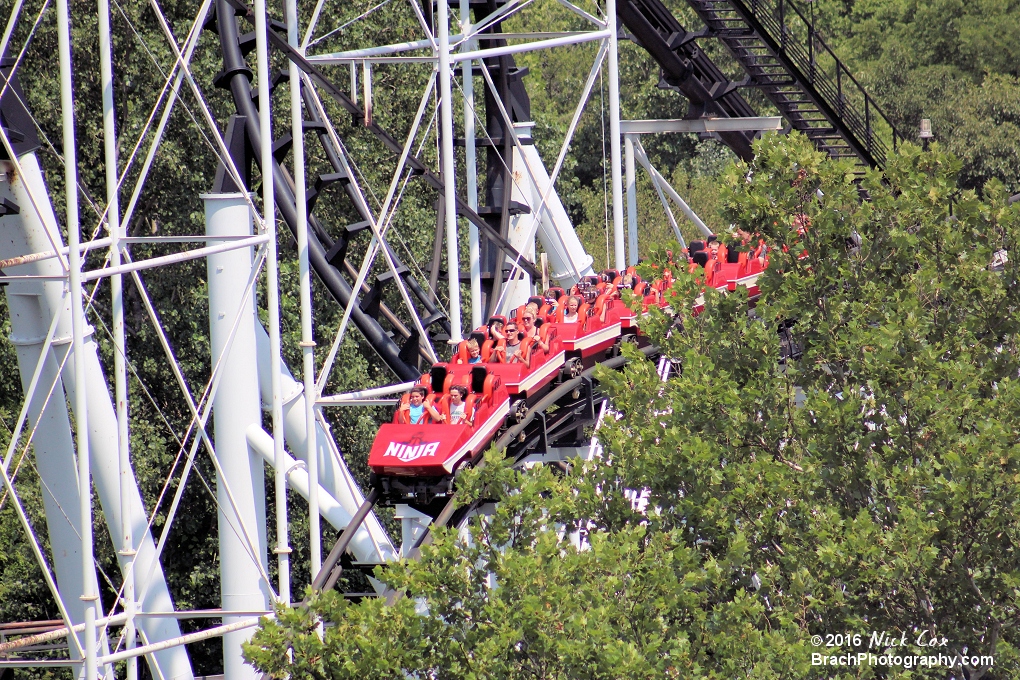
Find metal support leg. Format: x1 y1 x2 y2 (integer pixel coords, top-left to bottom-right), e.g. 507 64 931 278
285 0 320 589
395 504 432 558
54 1 98 676
97 0 136 671
461 0 481 329
203 193 269 680
624 134 638 266
253 0 290 609
607 0 625 271
438 0 462 342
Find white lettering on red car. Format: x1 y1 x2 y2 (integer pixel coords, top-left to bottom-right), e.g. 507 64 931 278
383 440 441 462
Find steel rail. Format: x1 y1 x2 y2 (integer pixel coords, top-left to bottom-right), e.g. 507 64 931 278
309 487 381 593
213 0 420 381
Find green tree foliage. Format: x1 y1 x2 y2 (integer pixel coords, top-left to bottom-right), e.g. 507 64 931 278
244 133 1020 679
811 0 1020 193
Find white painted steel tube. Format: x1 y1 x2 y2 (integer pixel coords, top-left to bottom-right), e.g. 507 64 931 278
647 167 686 249
633 140 712 237
253 323 397 564
4 284 93 663
462 0 481 329
255 0 291 611
0 614 129 655
438 0 462 342
318 381 417 402
98 618 264 666
203 193 269 680
452 29 611 63
0 236 262 270
307 32 603 63
53 1 97 676
245 426 387 571
286 0 319 587
2 154 195 680
79 235 270 281
619 116 783 134
606 0 624 271
55 294 192 680
516 133 595 287
624 135 638 266
310 36 436 60
502 142 535 310
97 0 136 671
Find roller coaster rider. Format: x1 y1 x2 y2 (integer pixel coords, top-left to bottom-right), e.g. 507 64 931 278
562 296 580 323
501 321 523 362
447 385 473 425
520 309 549 355
399 386 444 424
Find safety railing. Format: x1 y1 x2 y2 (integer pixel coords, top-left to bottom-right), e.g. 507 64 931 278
729 0 900 168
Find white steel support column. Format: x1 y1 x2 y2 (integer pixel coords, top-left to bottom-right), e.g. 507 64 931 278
438 0 462 342
245 426 393 571
285 0 320 581
395 505 431 558
3 154 194 680
54 2 97 678
606 0 625 271
204 194 269 680
624 134 637 266
461 0 481 329
252 324 396 565
253 0 290 605
97 0 135 673
2 209 93 666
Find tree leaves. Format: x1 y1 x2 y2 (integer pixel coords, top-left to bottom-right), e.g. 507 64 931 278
245 134 1020 679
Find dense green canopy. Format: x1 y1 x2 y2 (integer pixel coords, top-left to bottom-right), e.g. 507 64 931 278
243 133 1020 679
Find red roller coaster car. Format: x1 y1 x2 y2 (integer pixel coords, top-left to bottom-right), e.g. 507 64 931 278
369 258 767 486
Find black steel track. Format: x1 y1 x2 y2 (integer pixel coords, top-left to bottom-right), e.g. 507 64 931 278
616 0 898 168
617 0 760 160
214 0 421 380
684 0 899 168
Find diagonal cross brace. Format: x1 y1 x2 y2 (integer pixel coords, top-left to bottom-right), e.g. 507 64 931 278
228 0 541 279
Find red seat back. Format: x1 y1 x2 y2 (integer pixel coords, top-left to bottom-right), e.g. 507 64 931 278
488 338 506 363
393 393 411 423
452 340 469 364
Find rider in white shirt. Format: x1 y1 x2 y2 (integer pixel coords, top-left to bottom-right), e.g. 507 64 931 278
563 295 580 323
447 385 471 425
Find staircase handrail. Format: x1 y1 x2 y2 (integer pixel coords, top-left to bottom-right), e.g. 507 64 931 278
734 0 900 167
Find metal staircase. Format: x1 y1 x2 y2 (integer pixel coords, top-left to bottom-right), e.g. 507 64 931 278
683 0 899 168
618 0 900 169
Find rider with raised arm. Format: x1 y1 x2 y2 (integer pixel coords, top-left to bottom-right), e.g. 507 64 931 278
521 309 549 353
400 386 444 424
